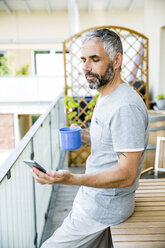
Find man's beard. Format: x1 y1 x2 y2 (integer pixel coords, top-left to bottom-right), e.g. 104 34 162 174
85 62 114 90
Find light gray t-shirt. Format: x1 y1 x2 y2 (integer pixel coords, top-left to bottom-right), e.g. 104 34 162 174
74 82 149 225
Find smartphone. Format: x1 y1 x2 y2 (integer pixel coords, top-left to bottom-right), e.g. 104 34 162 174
23 160 47 173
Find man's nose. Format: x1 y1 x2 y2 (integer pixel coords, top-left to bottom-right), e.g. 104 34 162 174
83 61 92 72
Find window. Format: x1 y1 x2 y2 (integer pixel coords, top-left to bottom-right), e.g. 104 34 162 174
34 50 50 75
33 50 65 77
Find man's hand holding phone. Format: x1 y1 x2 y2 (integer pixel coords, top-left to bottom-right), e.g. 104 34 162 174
24 159 74 185
31 167 73 185
23 160 47 173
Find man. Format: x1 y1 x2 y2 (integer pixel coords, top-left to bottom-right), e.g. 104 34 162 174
32 29 149 248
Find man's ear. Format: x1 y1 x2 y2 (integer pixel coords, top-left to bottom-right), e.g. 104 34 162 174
114 53 123 70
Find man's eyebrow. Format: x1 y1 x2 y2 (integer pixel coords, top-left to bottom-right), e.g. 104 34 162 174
80 55 100 60
90 55 100 59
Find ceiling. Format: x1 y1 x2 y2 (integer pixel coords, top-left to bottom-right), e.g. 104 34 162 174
0 0 144 14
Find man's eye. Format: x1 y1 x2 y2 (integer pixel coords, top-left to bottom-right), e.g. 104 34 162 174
93 59 100 62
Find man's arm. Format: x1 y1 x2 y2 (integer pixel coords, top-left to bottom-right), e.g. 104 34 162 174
75 151 142 188
32 151 142 188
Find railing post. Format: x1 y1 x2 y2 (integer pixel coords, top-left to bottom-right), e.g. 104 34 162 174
31 138 38 248
49 112 53 171
58 98 61 152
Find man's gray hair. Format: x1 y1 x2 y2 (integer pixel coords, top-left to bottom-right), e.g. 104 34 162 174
82 28 123 61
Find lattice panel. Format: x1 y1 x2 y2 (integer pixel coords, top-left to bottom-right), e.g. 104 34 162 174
63 26 149 166
69 146 91 167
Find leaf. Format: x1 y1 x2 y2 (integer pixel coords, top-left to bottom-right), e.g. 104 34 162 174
68 111 77 120
156 94 165 100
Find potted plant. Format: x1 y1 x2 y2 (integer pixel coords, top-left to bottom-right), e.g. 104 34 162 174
16 64 29 75
155 94 165 109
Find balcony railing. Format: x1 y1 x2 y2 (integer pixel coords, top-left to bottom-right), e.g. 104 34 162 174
0 94 66 248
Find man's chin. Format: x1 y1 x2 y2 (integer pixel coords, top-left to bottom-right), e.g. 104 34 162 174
88 83 99 90
86 79 98 89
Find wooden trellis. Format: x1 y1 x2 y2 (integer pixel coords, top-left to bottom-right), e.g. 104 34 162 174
63 26 149 167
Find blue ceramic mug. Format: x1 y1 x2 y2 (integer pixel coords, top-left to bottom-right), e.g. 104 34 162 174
59 126 81 151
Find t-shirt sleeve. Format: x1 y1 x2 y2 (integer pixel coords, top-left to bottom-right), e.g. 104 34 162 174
111 105 146 152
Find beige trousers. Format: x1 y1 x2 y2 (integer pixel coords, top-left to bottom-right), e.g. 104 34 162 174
41 203 113 248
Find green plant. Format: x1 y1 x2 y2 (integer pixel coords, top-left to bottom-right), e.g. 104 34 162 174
156 94 165 100
85 94 99 121
0 54 12 76
63 95 79 123
16 64 29 75
63 93 99 124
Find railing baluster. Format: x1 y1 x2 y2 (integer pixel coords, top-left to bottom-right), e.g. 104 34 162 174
0 95 65 248
31 138 38 248
49 112 53 171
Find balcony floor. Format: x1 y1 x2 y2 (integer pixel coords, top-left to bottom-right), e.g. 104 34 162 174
50 157 85 236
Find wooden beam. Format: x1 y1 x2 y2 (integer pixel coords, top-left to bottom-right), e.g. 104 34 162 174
107 0 112 13
45 0 52 14
67 0 79 35
127 0 136 12
1 0 12 14
22 0 32 14
87 0 93 13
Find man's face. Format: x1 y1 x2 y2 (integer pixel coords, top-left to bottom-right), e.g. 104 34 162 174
81 39 114 89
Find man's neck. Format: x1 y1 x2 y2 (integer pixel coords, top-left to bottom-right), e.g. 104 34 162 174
98 71 124 98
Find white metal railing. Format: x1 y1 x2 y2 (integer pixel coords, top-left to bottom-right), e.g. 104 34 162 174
0 94 66 248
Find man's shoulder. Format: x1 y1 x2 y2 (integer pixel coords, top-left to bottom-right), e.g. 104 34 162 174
108 83 147 111
115 83 143 103
95 82 148 121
